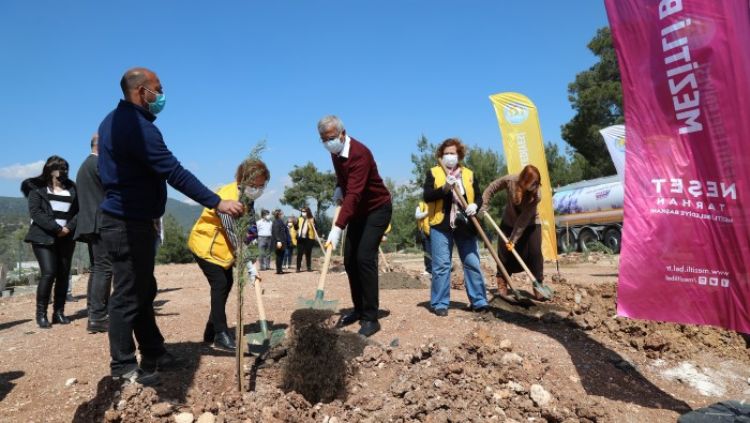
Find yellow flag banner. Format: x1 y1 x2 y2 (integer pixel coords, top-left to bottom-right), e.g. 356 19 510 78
489 92 557 261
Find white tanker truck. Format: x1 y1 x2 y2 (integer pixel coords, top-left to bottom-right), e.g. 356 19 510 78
552 175 624 253
552 125 626 253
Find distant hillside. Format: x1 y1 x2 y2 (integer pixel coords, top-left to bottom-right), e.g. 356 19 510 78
0 196 202 231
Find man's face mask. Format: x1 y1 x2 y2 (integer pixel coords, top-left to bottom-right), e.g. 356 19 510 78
322 133 345 155
144 87 166 115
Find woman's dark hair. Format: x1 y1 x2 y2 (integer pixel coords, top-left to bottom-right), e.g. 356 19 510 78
20 155 69 197
513 164 542 205
436 138 467 161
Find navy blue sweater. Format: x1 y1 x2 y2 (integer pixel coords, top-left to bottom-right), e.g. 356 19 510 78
97 100 220 220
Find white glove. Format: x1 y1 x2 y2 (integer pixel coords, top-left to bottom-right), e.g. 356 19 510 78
333 186 344 205
465 203 478 216
326 226 343 250
415 206 428 220
246 262 258 279
276 241 283 250
446 175 459 186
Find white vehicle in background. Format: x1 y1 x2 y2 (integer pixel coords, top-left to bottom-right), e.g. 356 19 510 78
553 175 623 253
553 124 626 253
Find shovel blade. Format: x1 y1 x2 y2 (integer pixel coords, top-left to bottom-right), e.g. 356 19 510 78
532 280 555 300
296 296 339 311
246 329 286 356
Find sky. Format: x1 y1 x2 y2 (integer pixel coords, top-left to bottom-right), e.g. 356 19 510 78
0 1 610 213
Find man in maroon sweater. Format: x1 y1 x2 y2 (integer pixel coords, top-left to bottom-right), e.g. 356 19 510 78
320 115 392 337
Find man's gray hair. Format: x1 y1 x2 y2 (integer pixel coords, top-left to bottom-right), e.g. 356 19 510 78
317 115 344 135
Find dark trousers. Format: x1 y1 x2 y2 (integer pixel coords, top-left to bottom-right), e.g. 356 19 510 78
100 213 165 375
275 247 285 272
194 256 234 333
420 232 432 274
85 235 113 322
497 223 544 282
296 238 313 271
32 237 75 313
344 203 392 322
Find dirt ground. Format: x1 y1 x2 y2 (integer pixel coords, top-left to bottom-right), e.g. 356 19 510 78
1 252 748 422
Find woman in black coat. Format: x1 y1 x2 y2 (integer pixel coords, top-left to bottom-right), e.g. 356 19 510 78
271 209 288 274
21 156 78 328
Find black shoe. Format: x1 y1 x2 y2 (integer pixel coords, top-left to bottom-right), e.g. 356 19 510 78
87 319 108 333
141 351 185 373
472 305 490 313
66 294 77 302
358 320 381 337
52 310 71 325
276 271 285 275
203 322 215 343
212 331 236 352
114 367 160 386
296 269 301 273
36 313 51 329
337 311 361 327
433 308 448 317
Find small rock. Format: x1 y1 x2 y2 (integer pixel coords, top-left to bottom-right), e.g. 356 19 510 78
329 418 340 423
507 381 525 393
433 379 444 388
501 353 523 365
65 378 77 387
196 412 216 423
116 400 126 410
499 339 512 351
151 402 173 417
529 384 552 407
175 412 194 423
390 338 400 347
103 409 120 422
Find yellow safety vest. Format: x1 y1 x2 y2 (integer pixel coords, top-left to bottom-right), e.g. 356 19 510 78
297 217 315 239
417 201 431 236
427 166 475 227
188 182 239 269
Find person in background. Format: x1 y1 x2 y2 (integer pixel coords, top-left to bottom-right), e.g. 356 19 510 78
319 115 392 337
480 164 545 300
415 200 431 276
97 67 244 385
74 133 112 333
256 209 272 271
422 138 489 317
188 159 267 351
284 216 297 270
21 156 79 328
271 209 288 275
296 207 316 272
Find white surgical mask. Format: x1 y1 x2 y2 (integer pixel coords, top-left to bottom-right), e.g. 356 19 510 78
442 154 459 169
323 135 345 155
243 186 264 200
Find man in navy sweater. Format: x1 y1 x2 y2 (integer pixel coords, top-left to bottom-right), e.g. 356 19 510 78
320 115 392 337
98 67 243 385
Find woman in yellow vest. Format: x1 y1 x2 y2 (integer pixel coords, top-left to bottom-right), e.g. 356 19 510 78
296 207 316 272
415 201 431 275
422 138 489 316
187 159 270 352
284 216 297 270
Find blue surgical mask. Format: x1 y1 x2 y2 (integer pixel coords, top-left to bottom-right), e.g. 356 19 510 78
144 88 166 115
323 135 345 155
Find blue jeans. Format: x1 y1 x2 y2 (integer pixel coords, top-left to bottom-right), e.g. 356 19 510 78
430 227 488 310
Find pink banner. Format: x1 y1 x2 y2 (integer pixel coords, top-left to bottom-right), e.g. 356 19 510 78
606 0 750 333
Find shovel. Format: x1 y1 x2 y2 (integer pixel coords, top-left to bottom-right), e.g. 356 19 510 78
379 246 392 272
297 206 341 310
438 161 522 301
246 274 286 356
481 212 554 300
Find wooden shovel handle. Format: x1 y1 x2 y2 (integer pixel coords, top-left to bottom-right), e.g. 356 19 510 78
483 212 538 284
316 206 342 292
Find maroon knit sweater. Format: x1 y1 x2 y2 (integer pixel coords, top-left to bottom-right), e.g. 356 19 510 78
331 137 391 228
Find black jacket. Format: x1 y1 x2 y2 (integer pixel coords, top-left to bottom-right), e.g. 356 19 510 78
271 218 288 248
74 154 103 241
22 177 79 245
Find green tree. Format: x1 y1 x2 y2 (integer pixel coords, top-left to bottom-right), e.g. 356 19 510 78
464 145 507 223
561 26 622 179
545 143 590 188
382 178 420 252
280 162 337 224
156 214 193 264
409 134 437 188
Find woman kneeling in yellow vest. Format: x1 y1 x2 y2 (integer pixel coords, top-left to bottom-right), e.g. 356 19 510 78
422 138 489 316
188 159 270 352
